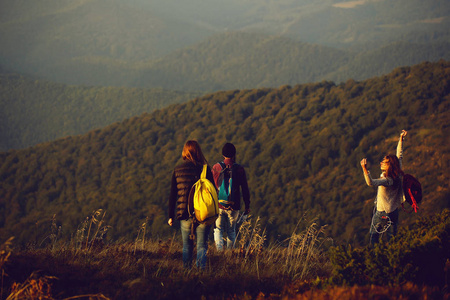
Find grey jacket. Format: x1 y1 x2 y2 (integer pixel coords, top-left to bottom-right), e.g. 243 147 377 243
363 136 404 213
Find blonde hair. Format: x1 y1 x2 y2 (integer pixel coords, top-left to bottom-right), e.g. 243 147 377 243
182 140 207 165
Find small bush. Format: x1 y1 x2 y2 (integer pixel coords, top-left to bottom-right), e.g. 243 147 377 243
328 209 450 287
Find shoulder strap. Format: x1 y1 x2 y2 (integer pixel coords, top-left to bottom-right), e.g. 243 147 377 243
219 161 238 170
189 165 207 216
201 164 207 179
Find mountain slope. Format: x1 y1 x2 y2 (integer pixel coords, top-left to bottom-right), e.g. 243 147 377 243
0 73 201 151
0 0 213 79
129 0 450 48
134 32 351 91
0 61 449 246
27 32 449 91
133 32 450 91
329 40 450 83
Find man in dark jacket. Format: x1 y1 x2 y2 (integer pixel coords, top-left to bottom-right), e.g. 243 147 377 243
212 143 250 250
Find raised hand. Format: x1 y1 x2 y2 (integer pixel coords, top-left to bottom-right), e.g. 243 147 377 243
360 158 368 174
400 130 407 139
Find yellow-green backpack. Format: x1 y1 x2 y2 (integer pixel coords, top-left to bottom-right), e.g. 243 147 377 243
188 164 219 226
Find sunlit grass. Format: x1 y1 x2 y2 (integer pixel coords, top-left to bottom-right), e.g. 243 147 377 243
1 210 447 299
1 211 332 299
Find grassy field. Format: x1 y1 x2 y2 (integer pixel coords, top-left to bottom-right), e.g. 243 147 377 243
1 214 448 299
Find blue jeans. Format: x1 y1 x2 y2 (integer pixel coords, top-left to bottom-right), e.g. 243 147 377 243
214 209 239 250
180 219 211 269
370 208 399 246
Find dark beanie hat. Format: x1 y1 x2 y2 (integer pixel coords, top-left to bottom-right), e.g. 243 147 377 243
222 143 236 157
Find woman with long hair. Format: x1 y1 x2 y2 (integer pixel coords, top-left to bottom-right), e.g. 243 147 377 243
360 130 407 245
168 140 214 269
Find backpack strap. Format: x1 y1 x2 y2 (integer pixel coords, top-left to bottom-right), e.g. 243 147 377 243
190 220 197 240
219 161 239 170
189 164 208 240
188 165 208 220
401 188 419 213
401 174 421 214
201 164 207 179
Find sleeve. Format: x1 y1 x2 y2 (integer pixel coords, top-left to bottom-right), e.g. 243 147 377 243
396 136 406 203
364 171 394 188
168 170 177 219
212 163 222 188
396 136 404 169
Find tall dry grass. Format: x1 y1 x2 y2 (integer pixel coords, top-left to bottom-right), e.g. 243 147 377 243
2 210 442 299
74 209 111 251
2 210 334 299
38 214 60 251
206 215 332 285
1 237 13 300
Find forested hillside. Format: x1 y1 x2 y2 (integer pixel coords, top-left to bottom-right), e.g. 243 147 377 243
0 61 448 247
133 32 450 91
326 40 450 84
0 74 201 151
134 32 351 91
0 0 212 65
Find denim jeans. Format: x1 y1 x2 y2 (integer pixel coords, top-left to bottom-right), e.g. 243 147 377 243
180 219 211 269
214 209 240 250
369 208 399 246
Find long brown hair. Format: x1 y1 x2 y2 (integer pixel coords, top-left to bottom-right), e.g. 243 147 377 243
381 154 403 179
182 140 207 165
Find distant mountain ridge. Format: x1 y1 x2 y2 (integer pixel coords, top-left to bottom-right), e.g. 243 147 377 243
2 33 449 152
4 30 448 92
133 32 450 91
1 61 448 246
134 32 351 91
0 0 449 90
0 0 213 62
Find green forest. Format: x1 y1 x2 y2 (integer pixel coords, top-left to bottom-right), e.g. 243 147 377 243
131 32 450 92
0 61 449 248
0 74 201 151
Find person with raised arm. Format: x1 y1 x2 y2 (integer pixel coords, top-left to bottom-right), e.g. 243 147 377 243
360 130 407 245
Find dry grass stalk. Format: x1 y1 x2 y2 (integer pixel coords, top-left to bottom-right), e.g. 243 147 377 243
134 217 148 254
1 237 14 299
236 216 266 259
0 237 13 271
86 209 105 249
7 272 56 300
7 270 110 300
283 221 329 280
74 209 110 251
39 214 61 250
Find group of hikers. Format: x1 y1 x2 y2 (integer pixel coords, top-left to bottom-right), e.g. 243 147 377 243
167 141 250 269
167 129 409 269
